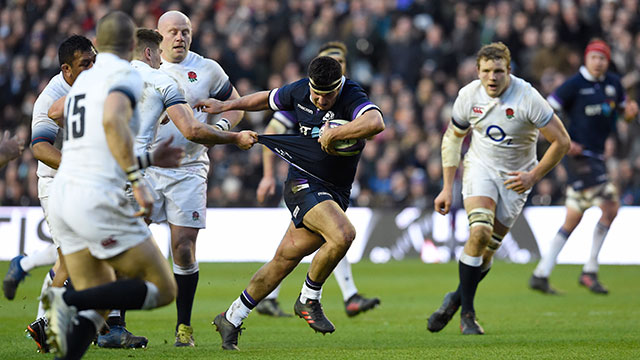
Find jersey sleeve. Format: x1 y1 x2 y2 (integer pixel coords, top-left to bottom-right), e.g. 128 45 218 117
547 79 575 112
206 59 233 100
108 67 143 108
344 86 381 121
272 110 298 130
31 92 60 146
160 76 187 108
268 79 307 111
451 88 471 130
526 85 554 128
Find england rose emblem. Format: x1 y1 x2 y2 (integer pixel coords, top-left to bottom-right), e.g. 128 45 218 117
506 108 514 119
188 71 197 82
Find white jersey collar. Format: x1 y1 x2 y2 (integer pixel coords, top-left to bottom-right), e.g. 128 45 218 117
579 65 605 82
130 59 151 69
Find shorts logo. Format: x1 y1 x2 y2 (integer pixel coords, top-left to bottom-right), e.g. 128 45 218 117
472 106 483 114
505 108 514 119
192 211 200 221
101 236 118 248
188 71 198 83
317 191 333 199
293 206 300 218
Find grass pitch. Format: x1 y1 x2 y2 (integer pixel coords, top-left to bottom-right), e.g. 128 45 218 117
0 260 638 359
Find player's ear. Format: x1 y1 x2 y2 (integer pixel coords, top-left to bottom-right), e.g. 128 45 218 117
61 63 71 77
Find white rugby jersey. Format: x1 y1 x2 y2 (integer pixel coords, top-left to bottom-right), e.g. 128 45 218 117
56 53 143 188
157 51 233 173
131 60 187 155
31 72 70 180
452 74 554 173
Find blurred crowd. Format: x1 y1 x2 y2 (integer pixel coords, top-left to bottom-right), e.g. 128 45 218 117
2 0 640 209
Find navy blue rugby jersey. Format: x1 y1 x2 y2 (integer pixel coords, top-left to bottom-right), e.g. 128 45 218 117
265 77 380 189
547 66 626 155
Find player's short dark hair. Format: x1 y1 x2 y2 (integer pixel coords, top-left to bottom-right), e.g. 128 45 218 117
58 35 95 66
476 42 511 69
135 28 163 54
308 56 342 91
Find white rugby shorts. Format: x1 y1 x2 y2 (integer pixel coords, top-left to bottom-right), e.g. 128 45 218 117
38 177 59 246
48 175 150 259
144 167 207 229
461 158 530 228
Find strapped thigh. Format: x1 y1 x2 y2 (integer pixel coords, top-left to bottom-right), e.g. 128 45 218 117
467 207 495 229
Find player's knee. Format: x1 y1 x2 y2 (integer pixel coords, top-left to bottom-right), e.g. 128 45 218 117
333 222 356 249
467 208 494 247
172 239 195 266
146 278 177 308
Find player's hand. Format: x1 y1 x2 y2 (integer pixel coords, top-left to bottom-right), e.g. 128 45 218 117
234 130 258 150
318 126 338 155
257 176 276 203
132 181 154 217
150 135 185 168
0 130 25 161
624 99 639 122
434 189 452 215
194 98 225 114
567 141 583 156
504 171 536 194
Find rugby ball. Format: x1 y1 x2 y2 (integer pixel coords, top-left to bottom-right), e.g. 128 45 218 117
322 119 365 156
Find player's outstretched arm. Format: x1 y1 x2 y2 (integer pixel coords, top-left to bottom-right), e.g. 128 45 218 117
194 90 271 114
504 114 570 194
166 102 257 149
0 130 25 168
218 87 245 129
256 119 287 203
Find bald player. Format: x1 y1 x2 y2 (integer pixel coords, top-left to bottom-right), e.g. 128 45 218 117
152 11 245 347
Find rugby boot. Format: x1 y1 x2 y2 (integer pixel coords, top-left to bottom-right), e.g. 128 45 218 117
345 293 380 317
42 287 77 357
97 325 148 348
579 272 609 294
26 317 49 353
3 255 27 300
174 324 195 347
427 291 460 332
255 298 292 317
213 312 243 350
294 295 335 334
460 312 484 335
529 275 559 295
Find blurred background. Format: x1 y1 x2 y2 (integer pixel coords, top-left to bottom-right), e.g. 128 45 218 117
2 0 640 211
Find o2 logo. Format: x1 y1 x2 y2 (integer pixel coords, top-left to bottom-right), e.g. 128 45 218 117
486 125 512 145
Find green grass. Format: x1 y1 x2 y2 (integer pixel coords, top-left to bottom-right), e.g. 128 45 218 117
1 260 638 359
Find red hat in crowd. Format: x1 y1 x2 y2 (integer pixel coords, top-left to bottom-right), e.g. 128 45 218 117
584 39 611 62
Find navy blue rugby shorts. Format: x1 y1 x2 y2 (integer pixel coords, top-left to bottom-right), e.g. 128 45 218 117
283 178 350 229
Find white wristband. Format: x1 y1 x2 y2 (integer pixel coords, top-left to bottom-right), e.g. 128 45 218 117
214 118 231 131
